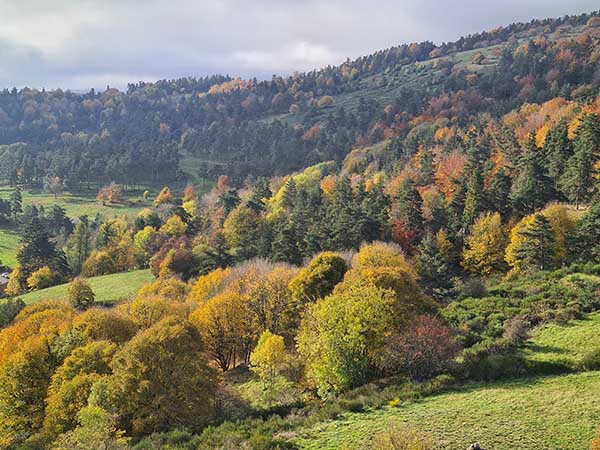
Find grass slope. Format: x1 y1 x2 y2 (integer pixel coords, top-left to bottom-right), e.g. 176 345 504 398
15 269 153 305
0 186 149 219
523 312 600 370
291 372 600 450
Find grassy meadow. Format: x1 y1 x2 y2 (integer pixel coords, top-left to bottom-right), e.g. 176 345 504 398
15 269 153 305
291 372 600 450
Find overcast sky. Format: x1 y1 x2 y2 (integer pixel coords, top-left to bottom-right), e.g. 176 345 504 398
0 0 597 91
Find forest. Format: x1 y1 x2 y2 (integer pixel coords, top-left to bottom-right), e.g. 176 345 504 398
0 9 599 450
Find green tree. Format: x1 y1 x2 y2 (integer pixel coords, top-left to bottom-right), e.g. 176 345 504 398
108 317 218 436
510 133 554 213
66 221 93 275
17 217 69 277
513 213 556 272
559 114 600 208
462 166 484 227
223 205 263 261
9 186 22 218
68 278 96 310
416 232 453 301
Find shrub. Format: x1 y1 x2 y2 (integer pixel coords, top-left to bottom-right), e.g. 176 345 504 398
371 423 439 450
580 348 600 371
379 315 461 380
26 266 62 290
67 278 95 310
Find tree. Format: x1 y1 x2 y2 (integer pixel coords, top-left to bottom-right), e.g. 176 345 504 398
108 317 218 437
393 177 423 233
27 265 62 290
297 283 397 396
66 221 93 275
379 315 460 380
510 133 554 213
416 232 453 301
189 289 255 371
50 404 128 450
97 182 123 204
462 167 484 227
159 215 188 237
44 175 66 199
0 336 56 448
513 213 556 272
153 187 173 207
250 330 286 401
17 217 69 277
223 205 263 261
9 186 22 218
68 278 96 310
462 212 508 276
559 114 600 208
289 252 347 305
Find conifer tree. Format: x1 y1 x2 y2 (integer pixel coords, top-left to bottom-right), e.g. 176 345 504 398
514 213 556 272
510 133 554 214
559 114 600 208
416 232 453 301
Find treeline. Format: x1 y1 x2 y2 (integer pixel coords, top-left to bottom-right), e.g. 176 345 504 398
0 12 599 186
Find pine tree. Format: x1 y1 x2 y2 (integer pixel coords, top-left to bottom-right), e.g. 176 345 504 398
9 186 22 218
514 214 556 272
510 133 554 214
416 232 453 301
559 114 600 208
486 168 512 217
543 119 572 182
393 178 423 232
17 217 69 277
462 166 484 227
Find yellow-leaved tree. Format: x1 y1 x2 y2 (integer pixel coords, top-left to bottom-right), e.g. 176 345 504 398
462 212 508 276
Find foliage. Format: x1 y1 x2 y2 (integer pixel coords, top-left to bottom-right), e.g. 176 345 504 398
67 278 96 310
108 316 218 437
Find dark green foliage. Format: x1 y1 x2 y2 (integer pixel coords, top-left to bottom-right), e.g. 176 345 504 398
17 216 69 277
0 298 25 328
510 134 554 214
513 214 556 272
416 233 453 301
559 114 600 207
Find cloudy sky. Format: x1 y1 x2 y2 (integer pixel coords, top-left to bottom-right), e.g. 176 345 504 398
0 0 597 90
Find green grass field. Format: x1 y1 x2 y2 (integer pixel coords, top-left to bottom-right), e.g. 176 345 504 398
291 372 600 450
523 313 600 370
0 186 150 219
15 269 153 305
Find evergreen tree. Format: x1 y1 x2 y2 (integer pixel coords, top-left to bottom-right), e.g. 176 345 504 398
559 114 600 208
510 133 554 214
486 168 512 218
17 217 69 277
543 119 572 182
9 186 22 218
462 166 484 227
393 178 423 232
416 232 453 301
65 221 93 275
514 214 556 272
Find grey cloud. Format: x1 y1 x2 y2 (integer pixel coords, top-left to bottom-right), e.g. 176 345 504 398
0 0 597 90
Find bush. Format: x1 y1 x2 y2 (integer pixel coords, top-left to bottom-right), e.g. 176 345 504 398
26 266 62 290
580 349 600 371
371 423 439 450
67 278 95 310
379 315 461 380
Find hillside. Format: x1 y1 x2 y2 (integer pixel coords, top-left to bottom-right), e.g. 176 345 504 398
14 269 153 305
291 372 600 450
2 9 600 450
0 12 598 189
